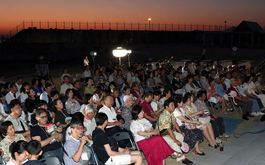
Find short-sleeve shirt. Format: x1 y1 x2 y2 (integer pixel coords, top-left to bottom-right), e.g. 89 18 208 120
92 128 110 163
140 101 155 119
98 105 117 129
173 108 184 126
4 115 28 132
30 125 62 153
121 106 132 130
157 110 176 131
130 118 153 142
63 137 82 165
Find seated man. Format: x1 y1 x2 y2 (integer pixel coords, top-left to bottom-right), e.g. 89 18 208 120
30 108 64 163
157 98 194 165
64 120 91 165
92 113 142 165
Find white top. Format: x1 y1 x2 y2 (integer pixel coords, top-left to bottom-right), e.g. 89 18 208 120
19 92 28 103
98 105 117 128
40 91 49 103
173 108 184 126
5 115 29 132
5 91 20 104
130 118 153 142
60 83 73 95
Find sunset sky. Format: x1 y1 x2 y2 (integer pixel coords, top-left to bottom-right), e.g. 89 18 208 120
1 0 265 35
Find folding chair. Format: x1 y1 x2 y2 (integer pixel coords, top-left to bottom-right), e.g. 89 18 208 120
42 156 62 165
112 131 139 151
89 145 104 165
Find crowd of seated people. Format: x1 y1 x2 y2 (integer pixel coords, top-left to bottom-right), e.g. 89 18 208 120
0 60 265 165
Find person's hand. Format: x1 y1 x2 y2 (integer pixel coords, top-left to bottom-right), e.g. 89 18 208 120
195 121 202 125
56 126 63 133
174 140 182 146
123 148 130 154
152 129 159 135
80 136 89 146
114 121 122 127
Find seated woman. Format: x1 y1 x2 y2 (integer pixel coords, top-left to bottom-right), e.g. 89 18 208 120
182 93 218 149
92 113 142 165
130 105 174 165
53 99 69 127
65 88 81 115
173 96 205 155
0 121 26 163
6 140 28 165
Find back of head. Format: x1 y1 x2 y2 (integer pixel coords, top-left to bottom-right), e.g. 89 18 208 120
9 140 27 160
26 140 42 155
95 113 108 126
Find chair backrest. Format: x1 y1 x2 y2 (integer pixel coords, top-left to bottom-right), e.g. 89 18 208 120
112 131 139 150
43 156 62 165
90 145 104 165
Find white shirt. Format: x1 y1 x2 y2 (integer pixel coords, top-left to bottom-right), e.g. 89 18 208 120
5 91 20 104
5 115 28 132
40 91 49 103
98 105 117 128
151 100 160 112
130 118 153 142
173 108 184 126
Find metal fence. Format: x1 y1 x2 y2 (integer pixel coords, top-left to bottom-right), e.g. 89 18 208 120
8 21 233 37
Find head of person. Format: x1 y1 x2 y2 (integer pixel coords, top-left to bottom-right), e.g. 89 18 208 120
163 88 172 99
25 140 43 159
95 113 108 128
186 74 194 84
84 93 93 104
81 105 95 120
44 82 53 93
9 82 18 93
0 121 15 137
86 77 94 86
50 90 59 100
182 92 193 105
20 82 30 94
123 95 134 108
144 92 153 103
164 98 175 113
9 140 28 163
174 95 183 108
112 88 120 99
71 112 85 123
153 91 161 101
35 108 49 126
9 99 22 118
65 88 74 99
27 87 36 98
37 100 48 110
63 75 70 84
53 99 64 111
131 105 144 120
123 86 131 95
103 95 114 108
31 78 39 87
174 71 181 78
70 120 85 139
16 77 24 85
197 90 207 101
131 82 139 91
73 80 81 90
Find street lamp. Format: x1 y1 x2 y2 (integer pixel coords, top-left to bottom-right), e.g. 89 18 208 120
148 18 152 30
112 47 131 66
90 51 97 70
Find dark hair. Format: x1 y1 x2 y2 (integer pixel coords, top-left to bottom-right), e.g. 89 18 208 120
9 140 27 160
131 105 142 120
183 92 193 103
71 112 84 123
35 108 47 117
0 121 13 136
9 99 21 111
26 140 42 155
31 78 38 86
84 93 93 103
196 90 206 99
163 88 172 97
20 82 30 93
144 91 153 98
44 82 52 89
174 95 183 104
50 90 59 98
65 88 74 98
153 90 161 96
37 100 48 108
95 113 108 126
164 98 174 108
70 120 84 129
8 82 17 89
53 99 61 107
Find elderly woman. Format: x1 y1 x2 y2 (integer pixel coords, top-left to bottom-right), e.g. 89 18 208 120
182 93 218 149
0 121 26 163
81 104 96 143
130 105 174 165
